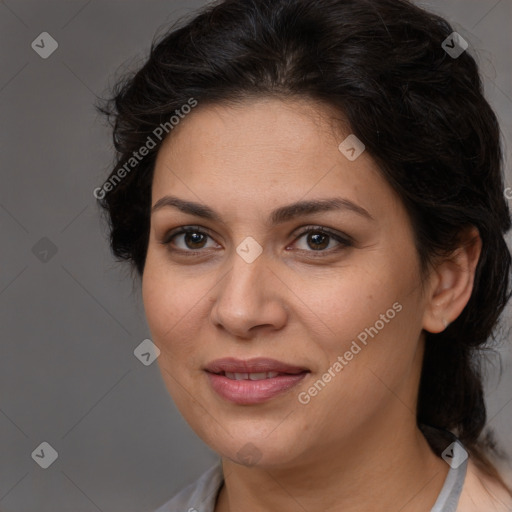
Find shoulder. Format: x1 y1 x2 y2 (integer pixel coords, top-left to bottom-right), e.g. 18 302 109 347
152 460 224 512
456 458 512 512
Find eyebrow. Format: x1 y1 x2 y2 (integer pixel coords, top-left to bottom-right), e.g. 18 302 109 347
151 195 374 224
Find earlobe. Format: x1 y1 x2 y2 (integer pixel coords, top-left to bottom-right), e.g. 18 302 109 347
422 226 482 334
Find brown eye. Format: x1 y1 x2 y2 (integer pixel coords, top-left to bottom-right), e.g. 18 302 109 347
162 226 219 253
305 231 330 250
292 226 352 254
182 231 208 249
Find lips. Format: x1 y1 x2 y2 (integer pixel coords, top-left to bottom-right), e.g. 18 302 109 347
204 357 310 404
204 357 309 375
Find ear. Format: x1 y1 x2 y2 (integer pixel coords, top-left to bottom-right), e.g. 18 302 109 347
422 226 482 334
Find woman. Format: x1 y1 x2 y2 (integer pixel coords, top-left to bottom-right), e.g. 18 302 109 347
97 0 512 510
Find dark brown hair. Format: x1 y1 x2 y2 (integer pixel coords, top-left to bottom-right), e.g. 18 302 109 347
97 0 512 489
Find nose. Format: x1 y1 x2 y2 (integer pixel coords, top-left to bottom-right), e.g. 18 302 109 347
209 249 289 339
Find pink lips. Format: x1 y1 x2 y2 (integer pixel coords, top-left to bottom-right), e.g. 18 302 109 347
204 357 310 405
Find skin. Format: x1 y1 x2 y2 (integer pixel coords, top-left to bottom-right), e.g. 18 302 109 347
142 97 507 511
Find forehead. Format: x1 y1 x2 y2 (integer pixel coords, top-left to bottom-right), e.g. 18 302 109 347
155 97 341 170
151 97 398 220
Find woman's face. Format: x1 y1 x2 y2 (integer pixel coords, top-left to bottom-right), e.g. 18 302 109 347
143 97 430 467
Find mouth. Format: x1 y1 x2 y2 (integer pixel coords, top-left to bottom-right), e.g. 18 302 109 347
204 357 310 404
204 357 309 375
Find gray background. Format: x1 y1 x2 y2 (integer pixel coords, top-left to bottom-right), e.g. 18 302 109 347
0 1 511 511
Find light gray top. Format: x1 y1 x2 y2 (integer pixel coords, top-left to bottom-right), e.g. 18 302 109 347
153 442 468 512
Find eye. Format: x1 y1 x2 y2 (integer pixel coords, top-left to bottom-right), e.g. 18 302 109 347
161 226 219 253
290 226 352 254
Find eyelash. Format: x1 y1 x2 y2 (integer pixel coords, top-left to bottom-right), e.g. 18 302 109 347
160 225 353 257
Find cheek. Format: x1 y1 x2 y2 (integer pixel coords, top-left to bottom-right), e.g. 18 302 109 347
301 257 414 339
299 251 423 388
142 258 210 411
295 275 421 434
142 254 205 357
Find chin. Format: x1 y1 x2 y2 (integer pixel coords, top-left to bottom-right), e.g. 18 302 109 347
201 425 305 468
